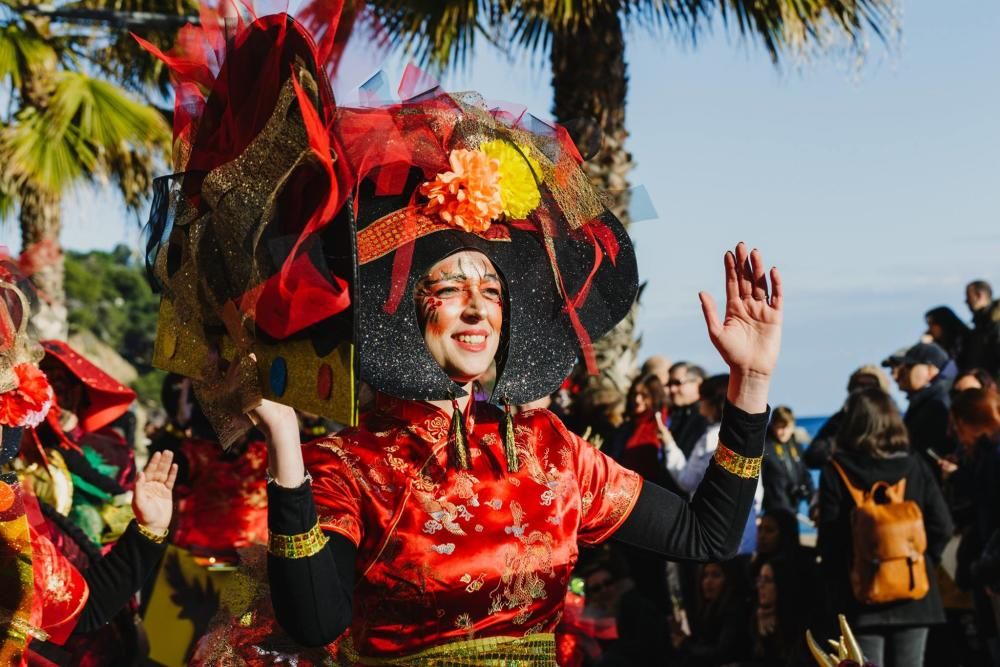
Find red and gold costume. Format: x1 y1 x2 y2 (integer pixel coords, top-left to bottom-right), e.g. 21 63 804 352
304 395 640 659
172 437 269 553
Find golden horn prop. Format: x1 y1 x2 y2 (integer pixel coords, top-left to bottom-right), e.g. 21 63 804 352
838 613 865 662
806 630 837 667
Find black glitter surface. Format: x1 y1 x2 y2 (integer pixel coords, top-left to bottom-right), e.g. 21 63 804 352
357 169 638 405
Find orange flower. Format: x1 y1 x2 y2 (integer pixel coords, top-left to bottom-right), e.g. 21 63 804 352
419 149 503 233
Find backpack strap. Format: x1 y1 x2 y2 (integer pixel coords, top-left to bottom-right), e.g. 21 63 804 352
882 477 907 503
830 459 865 506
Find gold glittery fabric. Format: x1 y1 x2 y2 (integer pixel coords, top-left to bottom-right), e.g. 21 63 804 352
150 67 356 448
338 633 556 666
0 474 38 665
713 442 762 479
187 545 336 666
268 520 329 559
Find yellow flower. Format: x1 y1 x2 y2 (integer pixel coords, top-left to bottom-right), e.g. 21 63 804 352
481 140 542 219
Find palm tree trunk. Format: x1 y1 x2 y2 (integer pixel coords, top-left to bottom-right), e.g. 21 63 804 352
19 179 68 340
17 20 68 340
551 7 639 434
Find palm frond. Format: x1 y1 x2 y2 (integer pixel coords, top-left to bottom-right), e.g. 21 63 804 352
0 23 57 89
46 71 169 152
371 0 895 72
1 71 168 201
1 106 96 193
369 0 486 70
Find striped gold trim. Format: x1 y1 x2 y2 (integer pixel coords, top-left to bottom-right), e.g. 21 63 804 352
268 521 329 559
1 612 49 642
136 521 169 544
713 442 761 479
340 633 556 666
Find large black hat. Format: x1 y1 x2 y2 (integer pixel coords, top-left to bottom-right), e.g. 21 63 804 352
344 92 638 405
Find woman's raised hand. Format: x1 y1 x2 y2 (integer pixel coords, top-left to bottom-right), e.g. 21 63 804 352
251 398 307 488
699 242 783 413
133 450 178 534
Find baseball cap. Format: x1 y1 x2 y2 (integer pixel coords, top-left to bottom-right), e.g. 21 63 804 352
901 342 949 369
880 347 908 368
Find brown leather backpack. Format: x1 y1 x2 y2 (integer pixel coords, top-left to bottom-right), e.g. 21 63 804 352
831 460 930 604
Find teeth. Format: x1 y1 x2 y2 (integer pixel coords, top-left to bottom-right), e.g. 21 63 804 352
457 335 486 344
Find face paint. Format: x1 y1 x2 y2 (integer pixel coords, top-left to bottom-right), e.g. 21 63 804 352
414 251 503 383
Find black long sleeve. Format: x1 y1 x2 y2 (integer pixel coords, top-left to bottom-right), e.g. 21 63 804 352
267 479 356 647
612 400 768 561
74 520 168 633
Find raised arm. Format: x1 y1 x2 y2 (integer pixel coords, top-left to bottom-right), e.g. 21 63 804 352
252 400 355 646
612 243 781 560
76 451 177 632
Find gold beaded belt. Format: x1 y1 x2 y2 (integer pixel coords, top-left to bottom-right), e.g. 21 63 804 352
339 633 556 666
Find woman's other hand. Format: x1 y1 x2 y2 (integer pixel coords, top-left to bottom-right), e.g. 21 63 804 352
133 450 178 534
699 242 782 413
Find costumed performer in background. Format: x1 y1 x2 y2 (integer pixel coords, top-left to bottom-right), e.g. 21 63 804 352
0 278 178 665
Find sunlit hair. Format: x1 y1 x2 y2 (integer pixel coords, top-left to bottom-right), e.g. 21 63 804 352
626 373 666 417
951 388 1000 436
953 368 998 394
837 387 910 458
770 405 795 430
848 365 890 393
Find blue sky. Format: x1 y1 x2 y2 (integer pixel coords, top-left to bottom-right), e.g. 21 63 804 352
4 2 998 415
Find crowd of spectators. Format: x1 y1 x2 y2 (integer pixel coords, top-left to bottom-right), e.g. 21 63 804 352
557 279 1000 667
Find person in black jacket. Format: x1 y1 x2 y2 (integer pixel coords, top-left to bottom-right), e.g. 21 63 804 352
925 306 974 372
895 342 954 459
663 362 710 458
671 559 752 667
818 387 954 667
965 281 1000 378
946 388 1000 662
762 406 813 514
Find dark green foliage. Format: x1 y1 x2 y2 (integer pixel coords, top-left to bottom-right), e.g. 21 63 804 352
64 243 162 401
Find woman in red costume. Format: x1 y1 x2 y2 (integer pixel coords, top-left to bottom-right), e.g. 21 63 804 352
0 279 179 666
258 82 780 661
258 236 780 665
140 8 783 664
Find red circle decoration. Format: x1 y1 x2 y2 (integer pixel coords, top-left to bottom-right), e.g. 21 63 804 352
317 364 333 400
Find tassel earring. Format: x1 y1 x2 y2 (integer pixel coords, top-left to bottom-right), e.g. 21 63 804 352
449 397 471 471
502 396 519 473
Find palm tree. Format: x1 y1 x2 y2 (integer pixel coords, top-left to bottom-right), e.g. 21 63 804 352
0 0 175 338
371 0 895 429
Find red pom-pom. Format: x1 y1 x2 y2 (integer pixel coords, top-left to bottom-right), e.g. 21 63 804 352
0 363 53 427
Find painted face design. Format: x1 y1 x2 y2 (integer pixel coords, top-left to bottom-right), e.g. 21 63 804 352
414 250 503 384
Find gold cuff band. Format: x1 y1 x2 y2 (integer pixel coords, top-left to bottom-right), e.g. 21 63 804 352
713 442 762 479
268 521 329 559
136 522 169 544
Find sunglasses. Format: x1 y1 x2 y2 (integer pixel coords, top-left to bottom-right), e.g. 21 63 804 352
666 378 696 387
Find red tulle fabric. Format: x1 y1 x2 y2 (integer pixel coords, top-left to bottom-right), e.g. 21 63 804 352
134 2 355 340
139 6 618 370
304 395 642 658
333 84 616 371
0 364 53 428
